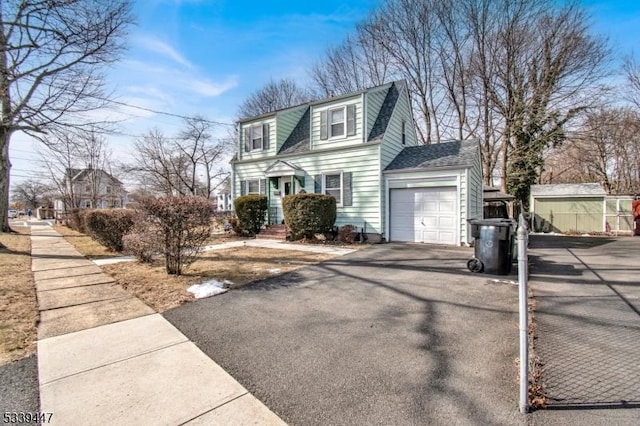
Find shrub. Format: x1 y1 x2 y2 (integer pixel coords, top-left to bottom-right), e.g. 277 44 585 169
339 225 356 244
233 195 268 235
283 193 336 240
67 208 90 233
139 196 213 275
84 209 137 252
122 226 162 263
228 217 243 235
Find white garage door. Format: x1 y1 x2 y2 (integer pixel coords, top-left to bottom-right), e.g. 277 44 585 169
390 187 457 244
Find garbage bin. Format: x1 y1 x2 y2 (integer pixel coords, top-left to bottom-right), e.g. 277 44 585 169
467 219 515 275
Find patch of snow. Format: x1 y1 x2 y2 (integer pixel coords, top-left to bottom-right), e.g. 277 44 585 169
187 279 231 299
269 268 281 274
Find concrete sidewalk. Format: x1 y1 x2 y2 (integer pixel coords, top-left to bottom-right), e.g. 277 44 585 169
528 235 640 425
32 226 286 425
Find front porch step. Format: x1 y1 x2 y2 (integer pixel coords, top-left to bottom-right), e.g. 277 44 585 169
256 225 287 240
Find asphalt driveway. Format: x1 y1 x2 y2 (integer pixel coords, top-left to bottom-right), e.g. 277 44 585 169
527 235 640 425
164 243 524 426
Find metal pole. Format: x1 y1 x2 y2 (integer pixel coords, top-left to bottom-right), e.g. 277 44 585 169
517 214 529 413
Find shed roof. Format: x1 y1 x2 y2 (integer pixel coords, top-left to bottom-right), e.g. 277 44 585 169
530 183 606 197
384 140 479 171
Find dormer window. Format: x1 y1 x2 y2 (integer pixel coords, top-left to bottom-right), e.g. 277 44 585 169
320 104 356 140
330 108 345 137
244 123 270 152
251 125 263 150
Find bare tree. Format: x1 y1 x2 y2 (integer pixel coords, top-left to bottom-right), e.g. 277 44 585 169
238 78 315 119
11 179 54 210
623 56 640 109
544 108 640 194
311 32 392 97
126 118 231 197
0 0 133 231
40 129 114 212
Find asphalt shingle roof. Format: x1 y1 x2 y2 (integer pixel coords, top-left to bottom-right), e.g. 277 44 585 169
530 183 606 197
368 82 399 143
385 140 478 171
277 107 310 155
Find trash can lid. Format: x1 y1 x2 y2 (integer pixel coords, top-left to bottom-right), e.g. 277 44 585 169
467 218 515 226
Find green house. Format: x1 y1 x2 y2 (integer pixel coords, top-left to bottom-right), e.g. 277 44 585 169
231 81 484 245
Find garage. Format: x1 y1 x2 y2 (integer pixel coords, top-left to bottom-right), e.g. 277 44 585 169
383 140 484 246
389 187 457 244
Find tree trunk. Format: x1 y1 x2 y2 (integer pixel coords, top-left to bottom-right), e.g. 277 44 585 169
0 128 11 232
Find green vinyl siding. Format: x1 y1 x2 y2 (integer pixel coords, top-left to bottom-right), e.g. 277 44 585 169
311 96 362 150
233 144 382 233
276 106 307 153
466 145 483 242
239 116 277 161
534 198 604 233
365 86 388 139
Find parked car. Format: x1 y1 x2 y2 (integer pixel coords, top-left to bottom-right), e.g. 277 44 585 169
8 209 18 219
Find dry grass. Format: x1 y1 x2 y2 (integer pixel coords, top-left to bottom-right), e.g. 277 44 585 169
102 247 334 312
56 225 337 313
0 227 37 365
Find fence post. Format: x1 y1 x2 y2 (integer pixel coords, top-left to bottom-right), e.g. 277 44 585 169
517 213 529 413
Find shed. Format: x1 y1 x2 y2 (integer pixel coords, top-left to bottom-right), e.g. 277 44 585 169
383 140 484 245
530 183 606 233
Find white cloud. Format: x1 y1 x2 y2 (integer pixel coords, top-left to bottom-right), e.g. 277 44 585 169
135 35 193 68
187 76 239 97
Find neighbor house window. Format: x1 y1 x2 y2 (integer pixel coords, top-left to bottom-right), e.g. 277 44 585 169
247 179 260 194
323 172 342 205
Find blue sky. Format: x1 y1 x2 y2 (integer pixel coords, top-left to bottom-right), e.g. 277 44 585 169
9 0 640 189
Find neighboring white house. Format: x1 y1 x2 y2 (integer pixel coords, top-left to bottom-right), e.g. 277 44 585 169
54 168 127 212
231 80 484 245
217 193 232 211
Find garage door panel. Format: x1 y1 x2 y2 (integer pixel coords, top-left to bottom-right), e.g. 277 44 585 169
390 186 457 245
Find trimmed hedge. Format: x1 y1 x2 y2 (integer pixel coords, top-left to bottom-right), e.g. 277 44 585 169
233 195 268 235
84 209 137 252
67 208 90 233
283 193 336 240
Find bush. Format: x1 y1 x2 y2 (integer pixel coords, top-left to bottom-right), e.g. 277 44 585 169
67 208 90 233
283 193 336 240
139 196 213 275
84 209 137 251
228 217 243 235
233 195 268 236
339 225 356 244
122 226 162 263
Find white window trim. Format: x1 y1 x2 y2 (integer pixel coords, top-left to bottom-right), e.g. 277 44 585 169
246 179 262 195
250 124 263 151
328 106 346 139
322 171 343 206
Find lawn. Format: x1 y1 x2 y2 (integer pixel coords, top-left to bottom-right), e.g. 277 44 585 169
0 227 37 365
55 225 337 312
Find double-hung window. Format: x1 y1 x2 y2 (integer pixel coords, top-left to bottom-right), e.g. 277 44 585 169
320 104 356 140
247 179 261 194
329 108 345 137
251 125 263 150
244 123 270 152
323 172 343 205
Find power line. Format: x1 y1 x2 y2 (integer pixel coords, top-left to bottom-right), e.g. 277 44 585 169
101 97 236 127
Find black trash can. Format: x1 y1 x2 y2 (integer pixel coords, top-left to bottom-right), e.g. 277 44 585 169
467 219 515 275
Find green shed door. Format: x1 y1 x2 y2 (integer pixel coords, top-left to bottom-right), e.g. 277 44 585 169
534 197 603 233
